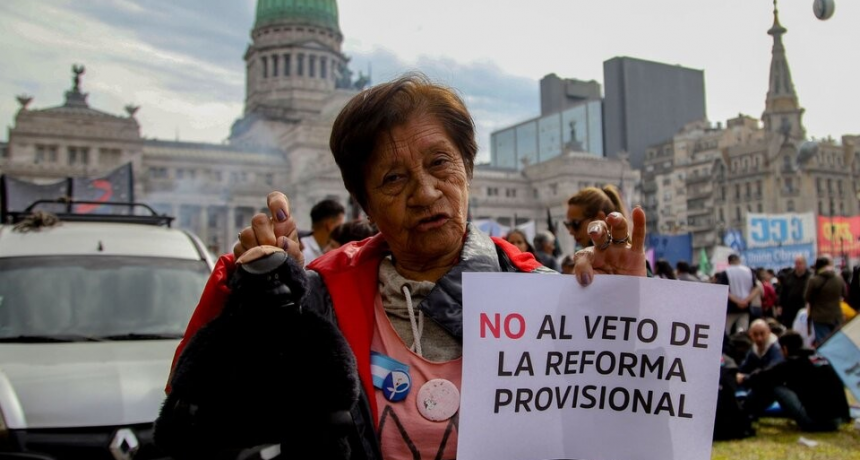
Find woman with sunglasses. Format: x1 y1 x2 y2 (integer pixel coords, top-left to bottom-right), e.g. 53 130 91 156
564 185 628 249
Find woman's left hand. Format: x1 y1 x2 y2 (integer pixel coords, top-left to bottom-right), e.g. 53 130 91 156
573 207 647 286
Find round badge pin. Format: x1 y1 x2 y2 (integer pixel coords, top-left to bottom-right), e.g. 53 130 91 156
416 379 460 421
382 370 411 402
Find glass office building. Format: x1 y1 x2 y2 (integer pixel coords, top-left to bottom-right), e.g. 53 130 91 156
491 100 603 170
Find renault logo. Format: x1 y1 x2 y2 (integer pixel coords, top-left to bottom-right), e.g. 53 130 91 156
109 428 139 460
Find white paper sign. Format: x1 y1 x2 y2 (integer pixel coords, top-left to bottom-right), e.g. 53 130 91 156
459 273 728 460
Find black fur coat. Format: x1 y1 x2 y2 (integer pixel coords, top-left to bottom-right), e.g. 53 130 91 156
154 253 361 460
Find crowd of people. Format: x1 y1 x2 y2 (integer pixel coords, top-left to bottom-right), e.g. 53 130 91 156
240 177 858 443
630 252 855 345
497 201 855 438
587 249 855 438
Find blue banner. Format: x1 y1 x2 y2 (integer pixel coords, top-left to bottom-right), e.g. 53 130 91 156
723 229 746 252
745 213 817 249
741 243 816 271
646 233 693 267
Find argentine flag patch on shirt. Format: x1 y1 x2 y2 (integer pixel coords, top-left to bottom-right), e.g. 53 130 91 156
371 351 412 402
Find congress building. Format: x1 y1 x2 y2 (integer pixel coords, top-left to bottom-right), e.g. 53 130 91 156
1 0 639 257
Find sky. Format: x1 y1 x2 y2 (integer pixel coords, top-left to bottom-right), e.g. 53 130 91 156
1 0 857 163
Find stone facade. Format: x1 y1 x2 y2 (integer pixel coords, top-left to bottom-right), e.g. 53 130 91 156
644 119 859 257
141 140 287 254
3 88 144 194
641 6 860 261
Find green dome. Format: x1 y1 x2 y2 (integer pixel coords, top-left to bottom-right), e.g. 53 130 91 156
255 0 340 33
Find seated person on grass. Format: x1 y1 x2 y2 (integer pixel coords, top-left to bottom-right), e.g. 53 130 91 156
736 319 784 386
743 330 851 432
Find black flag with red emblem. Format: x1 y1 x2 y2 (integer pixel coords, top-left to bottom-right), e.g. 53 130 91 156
71 162 134 214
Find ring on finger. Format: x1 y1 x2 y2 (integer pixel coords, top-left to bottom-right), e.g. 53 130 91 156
611 235 630 245
599 239 611 250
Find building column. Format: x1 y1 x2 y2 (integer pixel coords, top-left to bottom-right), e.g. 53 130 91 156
198 205 209 247
227 205 236 255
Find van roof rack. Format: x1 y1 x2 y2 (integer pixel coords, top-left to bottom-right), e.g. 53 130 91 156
3 199 174 227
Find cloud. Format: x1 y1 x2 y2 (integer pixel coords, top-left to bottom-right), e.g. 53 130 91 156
4 0 860 152
65 0 253 70
0 1 542 164
346 48 540 163
0 0 246 143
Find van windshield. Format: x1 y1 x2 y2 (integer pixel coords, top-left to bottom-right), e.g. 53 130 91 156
0 256 210 341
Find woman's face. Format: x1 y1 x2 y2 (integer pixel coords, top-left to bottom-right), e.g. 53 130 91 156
566 204 603 249
362 114 469 265
507 232 529 253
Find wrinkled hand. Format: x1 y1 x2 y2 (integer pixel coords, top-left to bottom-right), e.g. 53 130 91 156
573 207 647 286
234 191 304 266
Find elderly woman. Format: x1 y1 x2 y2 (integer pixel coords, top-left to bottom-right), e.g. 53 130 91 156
156 74 647 459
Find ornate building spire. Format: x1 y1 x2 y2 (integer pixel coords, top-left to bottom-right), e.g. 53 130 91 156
762 0 805 140
64 64 89 108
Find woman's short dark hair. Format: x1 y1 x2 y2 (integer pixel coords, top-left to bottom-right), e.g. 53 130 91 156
329 73 477 209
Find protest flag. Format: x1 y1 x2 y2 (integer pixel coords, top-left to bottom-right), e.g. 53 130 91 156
1 175 71 216
71 162 134 214
698 248 712 276
817 317 860 402
546 207 562 257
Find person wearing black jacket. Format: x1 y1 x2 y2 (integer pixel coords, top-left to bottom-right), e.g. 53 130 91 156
744 331 850 432
777 256 810 328
848 265 860 312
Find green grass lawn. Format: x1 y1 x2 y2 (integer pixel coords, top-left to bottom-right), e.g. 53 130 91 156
712 417 859 460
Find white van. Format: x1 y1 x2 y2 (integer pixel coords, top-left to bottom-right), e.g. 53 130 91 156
0 203 213 460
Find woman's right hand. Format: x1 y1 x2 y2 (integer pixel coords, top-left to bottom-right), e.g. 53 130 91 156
573 207 647 285
234 191 304 266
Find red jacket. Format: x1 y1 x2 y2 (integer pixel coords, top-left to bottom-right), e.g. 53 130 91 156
168 233 544 421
